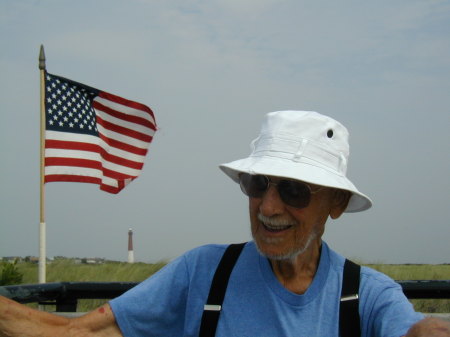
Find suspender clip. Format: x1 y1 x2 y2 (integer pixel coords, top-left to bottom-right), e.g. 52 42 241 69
204 304 222 312
340 294 359 302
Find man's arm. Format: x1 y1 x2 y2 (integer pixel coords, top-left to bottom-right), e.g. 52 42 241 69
405 317 450 337
0 295 122 337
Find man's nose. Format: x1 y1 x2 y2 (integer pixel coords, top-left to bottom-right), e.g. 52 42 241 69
259 185 285 217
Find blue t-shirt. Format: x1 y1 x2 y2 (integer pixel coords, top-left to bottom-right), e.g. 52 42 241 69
110 241 423 337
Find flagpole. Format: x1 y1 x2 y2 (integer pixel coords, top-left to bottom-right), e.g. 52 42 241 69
39 45 46 284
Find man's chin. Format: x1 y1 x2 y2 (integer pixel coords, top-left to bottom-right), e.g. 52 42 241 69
254 242 302 262
253 235 317 262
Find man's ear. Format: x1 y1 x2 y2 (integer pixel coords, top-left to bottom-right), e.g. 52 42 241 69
329 190 351 219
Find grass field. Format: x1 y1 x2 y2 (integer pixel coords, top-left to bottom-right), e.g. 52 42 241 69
16 259 166 312
14 260 450 313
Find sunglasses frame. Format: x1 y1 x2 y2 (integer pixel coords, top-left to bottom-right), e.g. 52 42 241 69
239 173 324 209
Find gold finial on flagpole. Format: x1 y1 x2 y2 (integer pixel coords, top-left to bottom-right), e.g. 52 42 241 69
39 44 46 70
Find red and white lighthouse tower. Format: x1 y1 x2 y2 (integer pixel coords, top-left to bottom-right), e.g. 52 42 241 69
128 228 135 263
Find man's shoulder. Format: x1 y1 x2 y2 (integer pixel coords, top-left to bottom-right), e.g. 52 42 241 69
360 265 400 288
176 242 251 285
323 243 400 287
358 265 406 306
323 244 402 295
184 243 227 259
182 242 251 268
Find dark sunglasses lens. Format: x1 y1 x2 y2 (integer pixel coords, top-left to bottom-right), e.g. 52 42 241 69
240 174 268 197
278 180 311 208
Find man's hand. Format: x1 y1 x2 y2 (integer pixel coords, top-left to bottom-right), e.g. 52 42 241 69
405 317 450 337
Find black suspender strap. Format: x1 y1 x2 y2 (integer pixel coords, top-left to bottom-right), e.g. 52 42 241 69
199 242 246 337
340 259 361 337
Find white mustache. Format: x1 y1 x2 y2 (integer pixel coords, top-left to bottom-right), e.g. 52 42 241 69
257 213 296 227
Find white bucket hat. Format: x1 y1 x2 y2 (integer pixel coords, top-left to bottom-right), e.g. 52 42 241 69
219 110 372 213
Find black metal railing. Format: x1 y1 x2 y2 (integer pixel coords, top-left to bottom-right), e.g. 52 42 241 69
399 280 450 299
1 280 449 312
0 282 137 312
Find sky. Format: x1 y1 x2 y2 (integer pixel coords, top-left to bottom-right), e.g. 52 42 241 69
0 0 449 264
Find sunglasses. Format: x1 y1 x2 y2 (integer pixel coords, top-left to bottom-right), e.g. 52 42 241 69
239 173 323 209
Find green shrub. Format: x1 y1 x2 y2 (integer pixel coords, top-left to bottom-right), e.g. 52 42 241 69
0 260 23 285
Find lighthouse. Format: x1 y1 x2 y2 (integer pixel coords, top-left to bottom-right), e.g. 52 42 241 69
128 228 135 263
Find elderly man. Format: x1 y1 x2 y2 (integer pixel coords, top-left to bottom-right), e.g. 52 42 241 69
0 110 448 336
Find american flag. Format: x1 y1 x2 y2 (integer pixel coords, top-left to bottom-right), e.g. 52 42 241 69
44 72 157 193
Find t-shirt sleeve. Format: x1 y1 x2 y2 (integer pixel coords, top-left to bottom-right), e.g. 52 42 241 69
109 255 190 336
359 267 424 337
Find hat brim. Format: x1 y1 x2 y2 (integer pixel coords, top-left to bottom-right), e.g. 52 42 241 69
220 155 372 213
